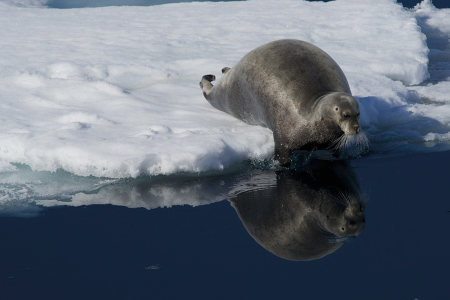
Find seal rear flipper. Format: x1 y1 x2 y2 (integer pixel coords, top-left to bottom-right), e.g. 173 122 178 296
222 67 231 74
199 74 216 100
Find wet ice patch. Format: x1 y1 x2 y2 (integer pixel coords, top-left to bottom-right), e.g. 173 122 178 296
0 164 117 216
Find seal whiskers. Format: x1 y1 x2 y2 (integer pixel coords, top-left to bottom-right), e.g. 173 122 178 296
331 131 369 156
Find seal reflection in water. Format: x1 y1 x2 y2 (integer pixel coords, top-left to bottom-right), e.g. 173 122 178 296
229 160 366 261
200 39 369 166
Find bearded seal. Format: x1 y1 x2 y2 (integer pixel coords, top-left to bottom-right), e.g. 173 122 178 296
200 39 368 166
229 159 366 261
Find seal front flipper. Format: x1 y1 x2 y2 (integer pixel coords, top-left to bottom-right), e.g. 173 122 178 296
274 135 292 168
199 74 216 100
222 67 231 74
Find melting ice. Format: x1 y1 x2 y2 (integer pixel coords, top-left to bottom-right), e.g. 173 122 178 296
0 0 449 210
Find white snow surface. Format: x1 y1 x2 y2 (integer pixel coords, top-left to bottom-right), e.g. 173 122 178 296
0 0 449 180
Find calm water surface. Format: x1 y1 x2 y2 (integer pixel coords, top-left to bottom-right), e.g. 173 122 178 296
3 1 450 299
1 151 449 299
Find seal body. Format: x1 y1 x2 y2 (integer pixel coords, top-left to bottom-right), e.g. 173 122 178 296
200 39 367 165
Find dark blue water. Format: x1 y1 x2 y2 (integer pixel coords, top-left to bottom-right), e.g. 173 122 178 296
2 1 450 299
1 151 449 299
400 0 449 8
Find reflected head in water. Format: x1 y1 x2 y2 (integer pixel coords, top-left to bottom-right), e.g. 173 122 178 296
229 160 366 261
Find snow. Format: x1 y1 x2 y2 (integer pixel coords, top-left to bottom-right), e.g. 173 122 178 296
0 0 450 208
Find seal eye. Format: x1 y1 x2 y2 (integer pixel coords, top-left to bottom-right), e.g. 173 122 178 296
335 107 339 111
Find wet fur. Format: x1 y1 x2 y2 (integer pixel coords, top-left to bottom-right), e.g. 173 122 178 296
200 39 368 165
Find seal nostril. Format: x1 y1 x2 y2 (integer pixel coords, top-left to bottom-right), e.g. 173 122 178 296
348 220 356 226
